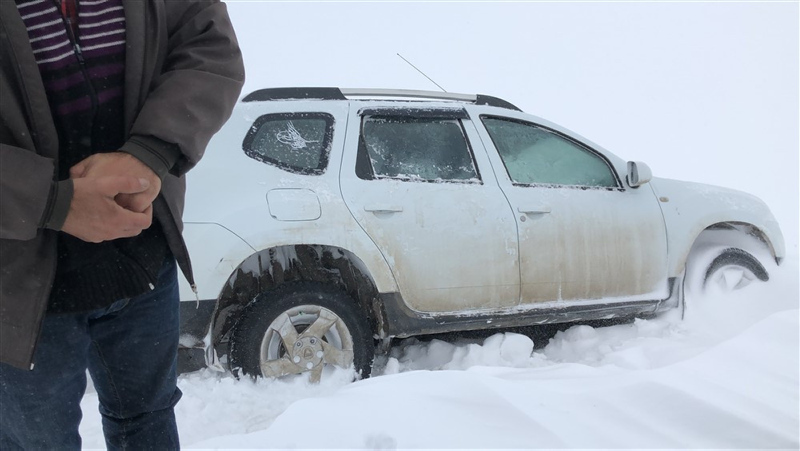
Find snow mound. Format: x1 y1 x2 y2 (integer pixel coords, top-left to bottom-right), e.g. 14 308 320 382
78 253 798 449
188 310 798 449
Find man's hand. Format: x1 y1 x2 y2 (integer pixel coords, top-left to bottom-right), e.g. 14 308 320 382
61 176 154 243
70 152 161 213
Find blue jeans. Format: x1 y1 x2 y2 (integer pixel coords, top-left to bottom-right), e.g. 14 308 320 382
0 257 182 450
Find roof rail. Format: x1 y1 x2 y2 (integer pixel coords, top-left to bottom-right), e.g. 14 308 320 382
242 87 345 102
341 88 475 102
242 87 521 111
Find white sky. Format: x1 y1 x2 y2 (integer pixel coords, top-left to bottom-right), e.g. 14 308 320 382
227 1 799 248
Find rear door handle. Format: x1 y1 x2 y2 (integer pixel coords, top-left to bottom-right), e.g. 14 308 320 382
518 205 551 214
364 205 403 213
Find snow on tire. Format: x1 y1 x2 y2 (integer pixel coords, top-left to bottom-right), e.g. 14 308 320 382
229 282 374 383
684 227 773 298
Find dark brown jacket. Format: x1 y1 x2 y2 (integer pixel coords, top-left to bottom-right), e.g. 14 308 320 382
0 0 245 369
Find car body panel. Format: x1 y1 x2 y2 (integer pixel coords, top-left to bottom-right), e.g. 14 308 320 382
339 103 520 313
500 184 670 303
179 101 399 301
467 105 671 304
648 177 785 275
177 222 256 302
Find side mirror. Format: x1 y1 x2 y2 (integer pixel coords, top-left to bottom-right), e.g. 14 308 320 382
627 161 652 188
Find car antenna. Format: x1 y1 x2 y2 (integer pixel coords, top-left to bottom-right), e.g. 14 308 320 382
397 53 447 93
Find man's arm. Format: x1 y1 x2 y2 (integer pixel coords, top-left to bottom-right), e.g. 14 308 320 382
121 0 245 177
0 143 60 241
0 143 153 242
74 1 244 213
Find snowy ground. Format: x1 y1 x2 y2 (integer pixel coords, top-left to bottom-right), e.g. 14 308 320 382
78 252 799 449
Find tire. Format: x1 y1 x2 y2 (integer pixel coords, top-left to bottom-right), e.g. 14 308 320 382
229 282 374 382
684 229 771 297
702 247 768 291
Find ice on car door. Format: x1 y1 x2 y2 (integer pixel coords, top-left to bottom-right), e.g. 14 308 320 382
478 115 669 304
340 107 520 313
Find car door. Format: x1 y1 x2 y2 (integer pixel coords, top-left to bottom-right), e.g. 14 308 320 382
340 105 519 313
472 112 669 304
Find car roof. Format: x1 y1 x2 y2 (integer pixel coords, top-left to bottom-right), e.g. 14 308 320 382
241 87 522 112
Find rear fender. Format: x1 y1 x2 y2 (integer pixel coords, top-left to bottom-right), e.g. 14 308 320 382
209 244 387 362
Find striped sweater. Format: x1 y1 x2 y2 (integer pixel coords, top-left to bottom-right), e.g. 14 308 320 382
16 0 125 119
15 0 169 313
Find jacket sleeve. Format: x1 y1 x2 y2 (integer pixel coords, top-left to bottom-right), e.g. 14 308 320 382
119 0 245 178
0 143 70 240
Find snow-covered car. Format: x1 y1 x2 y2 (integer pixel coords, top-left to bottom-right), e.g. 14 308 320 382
176 88 785 381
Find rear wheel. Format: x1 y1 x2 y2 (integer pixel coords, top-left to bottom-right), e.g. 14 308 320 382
230 282 374 382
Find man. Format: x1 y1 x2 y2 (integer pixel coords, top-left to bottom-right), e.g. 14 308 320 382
0 0 244 448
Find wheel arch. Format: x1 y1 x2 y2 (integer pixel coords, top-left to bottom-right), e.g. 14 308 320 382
675 221 781 279
649 177 785 277
209 244 388 362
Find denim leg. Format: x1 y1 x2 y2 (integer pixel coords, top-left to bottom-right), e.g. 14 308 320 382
87 257 182 450
0 312 90 450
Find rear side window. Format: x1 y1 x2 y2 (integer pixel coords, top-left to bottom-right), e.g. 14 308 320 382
357 116 479 182
243 113 334 175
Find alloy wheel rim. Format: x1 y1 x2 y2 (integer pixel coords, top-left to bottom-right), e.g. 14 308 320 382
259 305 355 383
707 265 755 292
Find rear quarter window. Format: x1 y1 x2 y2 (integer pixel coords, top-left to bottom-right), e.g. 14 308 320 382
242 112 334 175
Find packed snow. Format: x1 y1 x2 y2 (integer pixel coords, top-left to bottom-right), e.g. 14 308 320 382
77 254 799 449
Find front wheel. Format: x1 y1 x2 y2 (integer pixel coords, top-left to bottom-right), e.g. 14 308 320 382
684 229 772 298
229 282 374 383
702 247 768 292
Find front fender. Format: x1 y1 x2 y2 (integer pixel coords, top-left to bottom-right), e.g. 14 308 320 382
649 177 785 277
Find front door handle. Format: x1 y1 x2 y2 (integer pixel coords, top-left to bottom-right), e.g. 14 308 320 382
518 205 551 215
364 205 403 213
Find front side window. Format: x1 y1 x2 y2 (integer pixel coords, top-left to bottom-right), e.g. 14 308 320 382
243 112 334 175
481 116 618 188
357 116 479 182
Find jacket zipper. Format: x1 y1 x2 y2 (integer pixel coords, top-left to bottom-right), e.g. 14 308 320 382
116 244 159 292
57 2 98 121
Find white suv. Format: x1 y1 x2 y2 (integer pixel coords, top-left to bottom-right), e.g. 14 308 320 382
176 88 784 382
